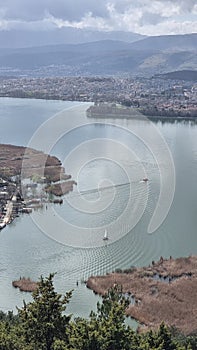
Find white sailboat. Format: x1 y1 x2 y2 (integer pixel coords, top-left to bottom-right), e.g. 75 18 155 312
103 229 109 241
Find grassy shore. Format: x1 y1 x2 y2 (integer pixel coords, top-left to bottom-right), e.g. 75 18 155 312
0 143 69 183
87 256 197 335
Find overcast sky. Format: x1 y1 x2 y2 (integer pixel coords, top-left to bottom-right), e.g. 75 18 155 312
0 0 196 36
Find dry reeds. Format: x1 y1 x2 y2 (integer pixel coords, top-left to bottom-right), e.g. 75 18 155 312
86 256 197 335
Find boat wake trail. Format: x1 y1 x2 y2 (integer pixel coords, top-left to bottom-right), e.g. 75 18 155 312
72 181 132 197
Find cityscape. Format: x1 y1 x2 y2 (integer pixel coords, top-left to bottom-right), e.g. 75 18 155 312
0 74 196 118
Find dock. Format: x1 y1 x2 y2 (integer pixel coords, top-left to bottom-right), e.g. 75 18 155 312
0 200 13 229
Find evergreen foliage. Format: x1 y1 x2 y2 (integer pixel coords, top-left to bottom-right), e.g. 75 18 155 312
0 274 196 350
17 273 72 350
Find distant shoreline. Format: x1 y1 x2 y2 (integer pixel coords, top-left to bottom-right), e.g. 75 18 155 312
87 103 197 120
0 95 196 121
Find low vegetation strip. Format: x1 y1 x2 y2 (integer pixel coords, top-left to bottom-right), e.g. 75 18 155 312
12 278 38 292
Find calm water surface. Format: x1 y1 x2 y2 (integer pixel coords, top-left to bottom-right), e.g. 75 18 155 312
0 98 197 317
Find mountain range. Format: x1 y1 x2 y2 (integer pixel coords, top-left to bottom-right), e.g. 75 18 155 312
0 32 196 77
0 28 145 49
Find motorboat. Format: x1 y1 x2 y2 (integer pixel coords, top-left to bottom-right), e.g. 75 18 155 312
0 222 6 230
103 229 109 241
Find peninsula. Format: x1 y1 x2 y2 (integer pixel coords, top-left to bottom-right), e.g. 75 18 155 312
0 144 68 182
0 144 76 229
87 102 197 120
86 255 197 335
86 103 141 119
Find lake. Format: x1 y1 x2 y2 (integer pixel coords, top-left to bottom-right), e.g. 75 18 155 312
0 97 197 318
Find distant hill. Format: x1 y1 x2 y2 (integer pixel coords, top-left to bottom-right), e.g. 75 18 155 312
134 50 197 76
155 70 197 81
0 41 158 74
0 33 196 77
129 33 197 51
0 28 145 49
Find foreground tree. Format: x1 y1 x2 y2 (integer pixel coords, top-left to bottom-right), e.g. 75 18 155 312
0 275 193 350
155 323 178 350
18 273 72 350
140 323 186 350
69 285 135 350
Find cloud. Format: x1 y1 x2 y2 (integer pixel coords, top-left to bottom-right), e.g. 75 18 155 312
0 0 108 22
49 12 112 31
0 0 196 35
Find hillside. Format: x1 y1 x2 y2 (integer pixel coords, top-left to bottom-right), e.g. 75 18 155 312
129 33 197 51
154 70 197 81
0 33 196 77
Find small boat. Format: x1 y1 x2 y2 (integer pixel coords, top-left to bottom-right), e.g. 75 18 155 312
142 178 148 182
103 229 109 241
0 222 6 230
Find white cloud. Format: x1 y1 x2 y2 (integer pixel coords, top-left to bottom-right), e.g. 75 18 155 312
48 12 112 31
0 0 196 35
143 1 180 18
136 20 197 36
46 0 197 35
0 19 8 30
193 4 197 14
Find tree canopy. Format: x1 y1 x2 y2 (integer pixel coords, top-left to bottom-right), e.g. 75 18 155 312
0 274 195 350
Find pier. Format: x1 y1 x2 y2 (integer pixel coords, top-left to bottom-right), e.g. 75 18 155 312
0 200 15 230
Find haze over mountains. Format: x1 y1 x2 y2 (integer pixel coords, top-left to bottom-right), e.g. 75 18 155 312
0 28 145 48
0 32 196 77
